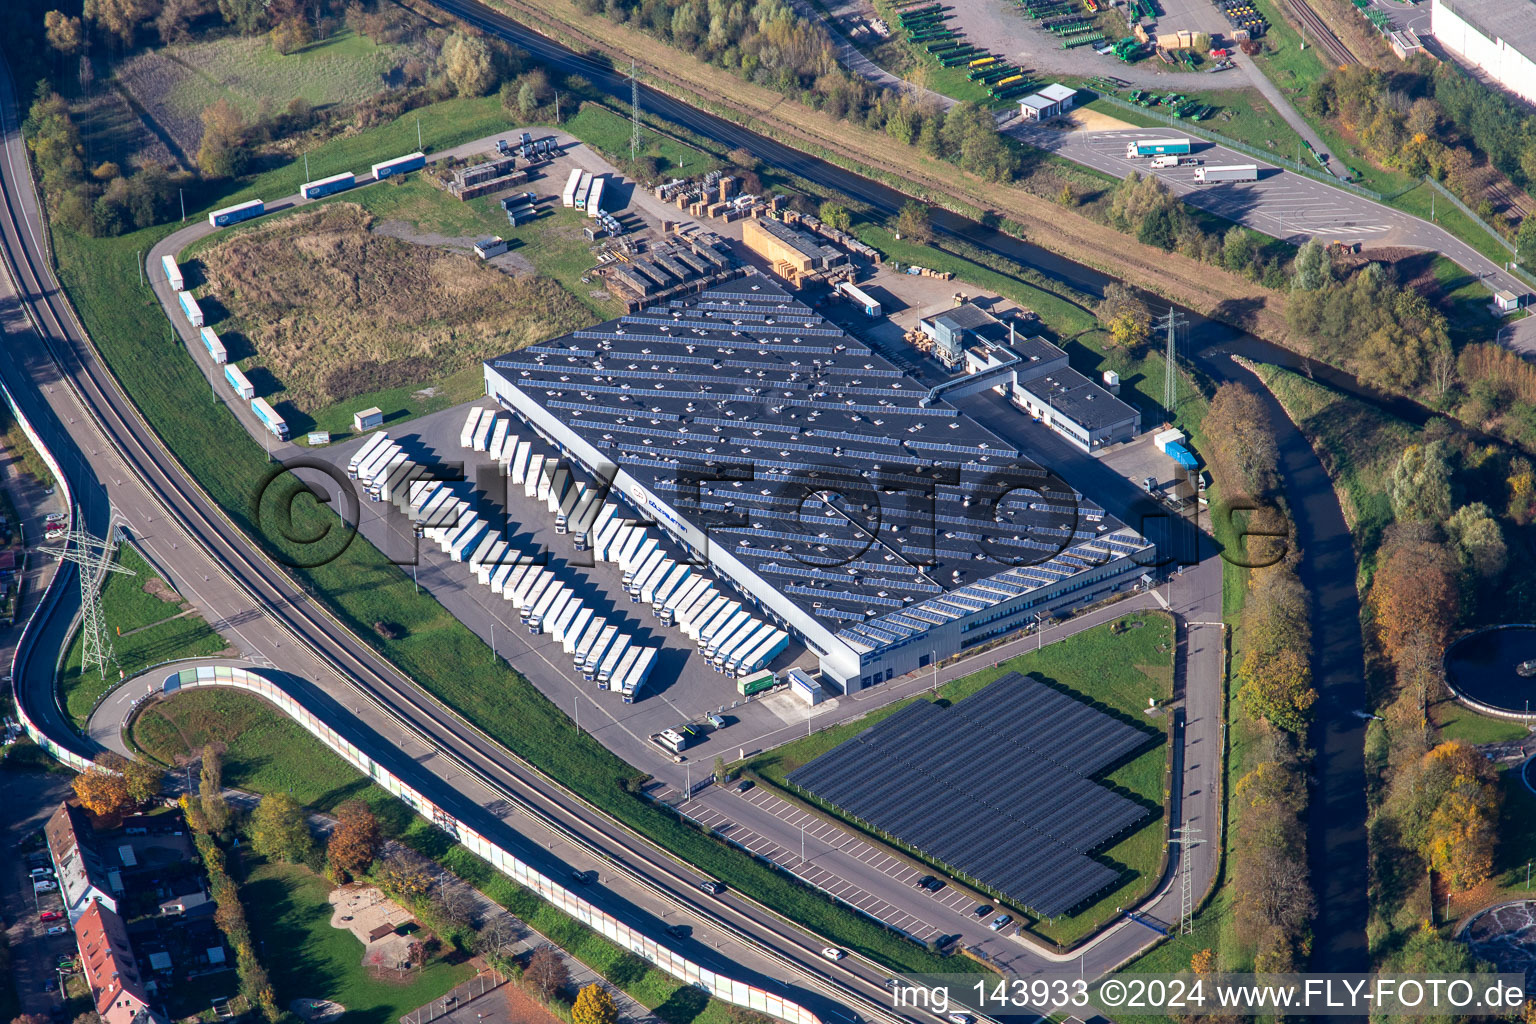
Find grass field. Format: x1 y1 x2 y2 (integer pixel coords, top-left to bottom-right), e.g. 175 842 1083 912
749 612 1174 946
240 858 472 1024
1430 698 1531 747
565 103 717 178
131 688 391 806
57 545 227 728
190 202 590 427
115 29 416 156
1249 364 1413 572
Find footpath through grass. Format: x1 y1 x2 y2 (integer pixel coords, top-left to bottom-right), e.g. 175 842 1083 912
52 95 979 976
749 612 1174 948
57 544 226 728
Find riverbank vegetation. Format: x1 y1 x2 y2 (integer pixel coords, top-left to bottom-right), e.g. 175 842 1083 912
1248 364 1535 970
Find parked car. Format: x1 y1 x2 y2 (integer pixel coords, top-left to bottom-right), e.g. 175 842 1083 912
706 714 726 729
698 880 725 896
820 947 846 962
46 925 67 935
29 867 54 878
665 924 690 939
918 875 945 892
914 874 935 889
736 779 754 793
989 914 1012 932
971 904 992 919
39 910 63 922
569 870 596 885
34 881 58 893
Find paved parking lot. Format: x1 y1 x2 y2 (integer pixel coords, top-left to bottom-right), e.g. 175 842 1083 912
2 772 76 1018
307 403 822 772
678 784 998 944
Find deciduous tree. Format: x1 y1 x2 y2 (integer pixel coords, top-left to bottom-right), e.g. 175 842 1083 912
818 201 851 231
894 201 931 245
1239 644 1315 733
442 30 498 97
1371 534 1460 664
44 11 83 54
1444 502 1506 577
525 946 568 1001
572 984 619 1024
249 792 313 863
73 759 130 817
122 756 164 804
326 800 381 876
200 744 230 834
197 99 249 179
376 849 433 901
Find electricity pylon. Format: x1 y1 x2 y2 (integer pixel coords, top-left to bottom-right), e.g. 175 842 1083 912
49 529 136 678
1159 306 1187 419
630 60 642 164
1169 825 1204 935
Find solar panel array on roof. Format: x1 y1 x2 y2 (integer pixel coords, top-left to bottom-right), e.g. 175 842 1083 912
787 672 1155 917
485 276 1152 651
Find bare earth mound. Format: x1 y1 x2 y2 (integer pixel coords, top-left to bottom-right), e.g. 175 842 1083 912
199 204 592 408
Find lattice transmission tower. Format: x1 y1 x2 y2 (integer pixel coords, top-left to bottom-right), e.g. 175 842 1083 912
49 529 136 679
1169 825 1204 935
630 60 642 164
1159 306 1187 420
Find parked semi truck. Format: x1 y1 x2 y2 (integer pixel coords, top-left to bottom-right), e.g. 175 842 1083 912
1125 137 1192 158
199 326 227 364
301 171 356 200
250 397 288 440
207 199 264 227
161 254 183 291
371 152 426 180
223 364 254 400
1195 163 1258 183
176 290 204 328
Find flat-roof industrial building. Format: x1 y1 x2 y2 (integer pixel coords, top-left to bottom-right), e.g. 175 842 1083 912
483 276 1154 693
1431 0 1536 106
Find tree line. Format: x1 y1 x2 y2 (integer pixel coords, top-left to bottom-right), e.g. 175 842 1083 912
1307 59 1535 245
1202 383 1318 973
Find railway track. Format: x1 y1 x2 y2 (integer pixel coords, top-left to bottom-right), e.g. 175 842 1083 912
1282 0 1358 68
0 58 918 1024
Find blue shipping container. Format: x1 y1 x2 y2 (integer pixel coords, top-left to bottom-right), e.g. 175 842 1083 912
1166 442 1199 469
301 171 356 200
371 152 426 180
207 199 264 228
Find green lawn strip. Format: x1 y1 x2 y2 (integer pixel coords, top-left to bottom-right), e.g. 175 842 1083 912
564 104 719 178
1491 762 1536 895
749 613 1174 947
239 857 473 1024
187 95 514 217
1429 698 1531 747
58 544 226 728
1248 363 1413 573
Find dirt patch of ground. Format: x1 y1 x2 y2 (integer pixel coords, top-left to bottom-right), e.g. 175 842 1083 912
371 220 480 251
501 979 565 1024
290 998 346 1023
1064 108 1139 133
197 203 592 408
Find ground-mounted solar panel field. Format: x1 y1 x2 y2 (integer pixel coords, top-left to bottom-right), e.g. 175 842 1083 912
787 671 1156 916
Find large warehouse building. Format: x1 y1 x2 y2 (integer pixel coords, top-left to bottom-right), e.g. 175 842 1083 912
483 276 1154 693
1431 0 1536 107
